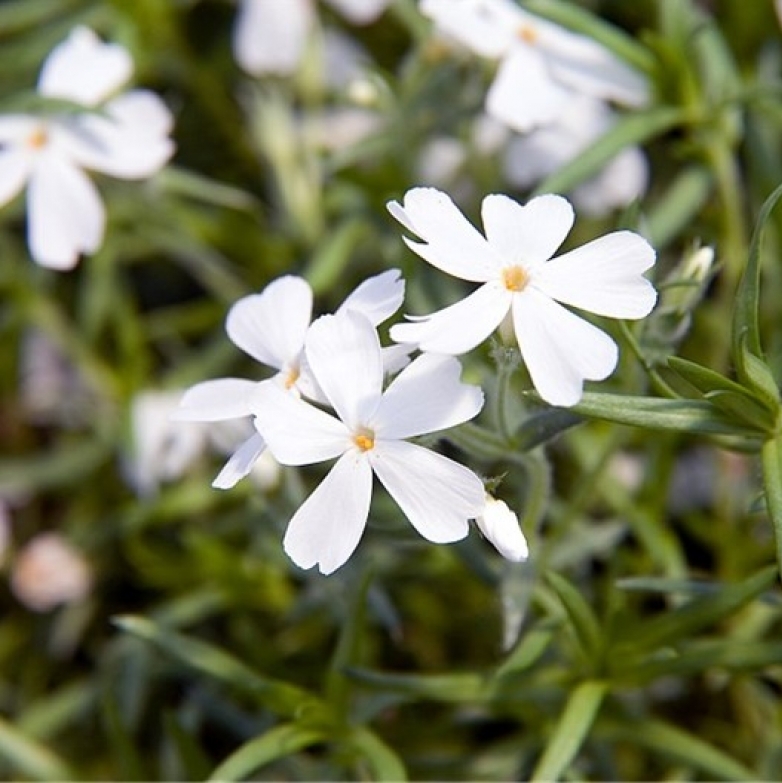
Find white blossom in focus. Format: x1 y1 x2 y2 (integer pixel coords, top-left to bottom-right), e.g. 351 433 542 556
476 495 528 561
420 0 648 132
233 0 390 76
0 27 174 269
503 96 648 217
388 188 657 406
174 271 406 490
11 533 91 612
253 310 486 574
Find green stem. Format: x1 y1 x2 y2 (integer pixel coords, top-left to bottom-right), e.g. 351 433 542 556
617 320 678 398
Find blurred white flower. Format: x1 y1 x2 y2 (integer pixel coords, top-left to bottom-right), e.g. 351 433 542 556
11 533 91 612
233 0 390 76
0 26 174 270
420 0 647 132
174 270 406 489
504 96 648 216
476 495 528 561
253 310 486 574
127 390 252 497
388 188 657 406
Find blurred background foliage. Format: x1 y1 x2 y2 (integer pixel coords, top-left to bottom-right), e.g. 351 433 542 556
2 0 782 780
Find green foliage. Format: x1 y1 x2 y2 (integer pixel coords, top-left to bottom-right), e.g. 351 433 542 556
2 0 782 780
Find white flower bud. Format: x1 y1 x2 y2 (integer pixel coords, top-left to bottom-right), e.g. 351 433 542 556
476 495 529 562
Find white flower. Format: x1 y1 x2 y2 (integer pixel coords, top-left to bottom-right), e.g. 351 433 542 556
174 270 407 490
233 0 390 76
475 495 528 561
11 533 91 612
503 96 648 217
388 187 657 407
253 310 486 574
420 0 648 132
0 27 174 269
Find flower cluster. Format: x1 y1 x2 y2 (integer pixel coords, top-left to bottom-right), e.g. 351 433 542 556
0 26 174 269
178 187 656 573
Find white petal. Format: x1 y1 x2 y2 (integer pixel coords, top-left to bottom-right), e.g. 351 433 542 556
212 432 267 489
62 91 174 179
381 343 413 376
481 193 574 269
27 154 104 270
38 26 132 106
390 281 511 355
232 0 313 76
370 441 484 543
325 0 389 24
387 187 501 282
533 231 657 318
283 451 373 574
337 268 405 326
486 45 571 133
373 353 483 440
476 495 529 561
512 288 618 407
420 0 515 58
252 381 349 465
226 276 313 370
546 35 649 107
173 378 258 421
0 115 40 144
0 147 31 207
305 311 383 429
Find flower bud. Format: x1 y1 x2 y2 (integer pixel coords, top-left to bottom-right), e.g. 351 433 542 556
476 495 529 562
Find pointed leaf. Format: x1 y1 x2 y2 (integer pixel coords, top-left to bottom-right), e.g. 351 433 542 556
546 571 603 665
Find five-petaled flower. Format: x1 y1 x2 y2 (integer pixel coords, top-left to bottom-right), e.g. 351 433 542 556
174 270 408 490
388 187 657 407
0 26 174 269
420 0 648 133
252 310 487 575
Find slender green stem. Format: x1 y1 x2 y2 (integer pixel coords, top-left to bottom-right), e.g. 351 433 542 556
617 320 679 398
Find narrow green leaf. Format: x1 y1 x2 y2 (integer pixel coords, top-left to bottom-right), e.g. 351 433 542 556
0 716 73 781
645 166 713 248
667 356 755 397
208 724 326 782
496 628 555 679
113 616 318 718
602 718 756 780
346 668 486 704
531 680 607 782
348 726 408 782
445 422 515 462
515 409 583 451
159 167 260 213
736 345 781 412
305 219 370 296
545 572 603 665
567 392 753 436
732 182 782 363
761 435 782 580
618 566 777 653
533 107 686 197
705 390 776 433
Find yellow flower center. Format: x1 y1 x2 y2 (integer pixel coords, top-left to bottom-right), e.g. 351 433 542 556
284 367 300 389
502 265 529 292
353 429 375 452
27 126 48 149
516 24 538 44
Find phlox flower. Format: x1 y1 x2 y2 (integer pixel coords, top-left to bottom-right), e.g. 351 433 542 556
0 27 174 270
503 95 648 217
174 270 407 490
476 495 528 562
253 310 486 575
233 0 390 76
388 188 657 407
420 0 648 133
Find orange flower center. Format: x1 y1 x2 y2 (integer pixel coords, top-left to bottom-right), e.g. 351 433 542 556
502 265 529 292
284 367 300 389
516 24 538 44
27 127 48 149
353 429 375 452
